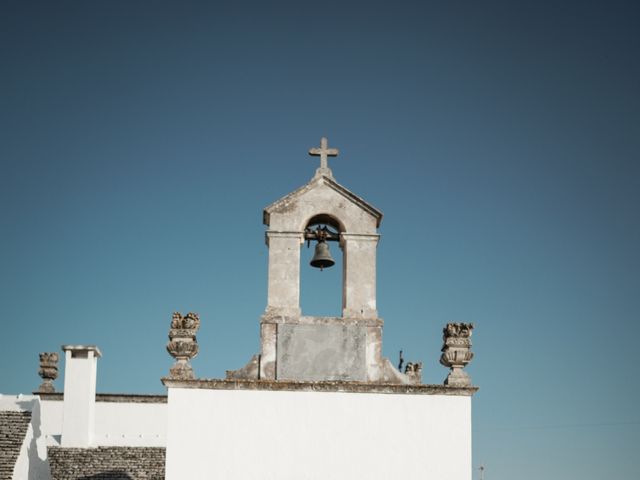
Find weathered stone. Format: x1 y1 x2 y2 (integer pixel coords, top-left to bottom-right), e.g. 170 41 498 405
160 377 479 396
440 322 474 387
166 312 200 380
37 352 59 393
308 136 339 178
226 354 260 380
229 138 420 385
277 324 367 381
405 361 423 384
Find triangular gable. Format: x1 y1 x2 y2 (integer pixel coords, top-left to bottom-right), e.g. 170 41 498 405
263 175 383 227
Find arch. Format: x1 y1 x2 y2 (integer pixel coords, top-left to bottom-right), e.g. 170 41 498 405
301 212 346 234
299 213 345 317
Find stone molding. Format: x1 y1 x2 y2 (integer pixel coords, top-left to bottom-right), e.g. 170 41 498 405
62 345 102 357
264 230 305 246
339 232 380 241
260 314 384 327
35 392 167 403
161 378 478 396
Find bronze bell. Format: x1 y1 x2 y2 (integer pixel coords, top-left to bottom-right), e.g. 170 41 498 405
310 240 335 270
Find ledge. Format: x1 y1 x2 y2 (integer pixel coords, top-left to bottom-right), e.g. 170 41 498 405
35 393 167 403
160 378 478 396
261 315 384 327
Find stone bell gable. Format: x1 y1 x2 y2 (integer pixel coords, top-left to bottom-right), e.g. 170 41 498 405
262 172 383 320
227 138 415 384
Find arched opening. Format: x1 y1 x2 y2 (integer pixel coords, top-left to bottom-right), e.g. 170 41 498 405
300 214 344 317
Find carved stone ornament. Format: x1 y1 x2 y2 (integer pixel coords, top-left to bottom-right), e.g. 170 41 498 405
38 352 59 393
439 322 474 387
166 312 200 379
404 362 423 385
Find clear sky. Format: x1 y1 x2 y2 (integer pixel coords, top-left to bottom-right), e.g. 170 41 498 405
1 1 638 478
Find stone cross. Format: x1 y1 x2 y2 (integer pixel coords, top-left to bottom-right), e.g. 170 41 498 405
309 137 339 177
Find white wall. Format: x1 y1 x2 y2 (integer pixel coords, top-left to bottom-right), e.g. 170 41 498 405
39 400 63 446
61 347 99 447
94 402 166 446
166 388 472 480
40 399 166 447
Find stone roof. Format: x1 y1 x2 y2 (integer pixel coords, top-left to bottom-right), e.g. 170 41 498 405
48 446 165 480
0 410 31 480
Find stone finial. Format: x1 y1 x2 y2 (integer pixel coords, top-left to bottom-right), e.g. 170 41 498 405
38 352 59 393
404 362 423 384
440 323 474 387
308 137 339 178
166 312 200 379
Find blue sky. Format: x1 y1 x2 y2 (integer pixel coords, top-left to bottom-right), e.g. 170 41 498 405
1 1 639 478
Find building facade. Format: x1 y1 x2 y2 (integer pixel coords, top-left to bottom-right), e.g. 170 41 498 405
1 138 476 480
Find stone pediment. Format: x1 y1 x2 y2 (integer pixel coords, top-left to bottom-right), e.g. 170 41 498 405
263 174 383 233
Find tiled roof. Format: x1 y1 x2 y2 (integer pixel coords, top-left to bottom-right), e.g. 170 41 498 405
48 446 165 480
0 410 32 480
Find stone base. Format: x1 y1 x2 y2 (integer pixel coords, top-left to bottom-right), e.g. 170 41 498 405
38 381 56 393
169 362 194 380
277 324 367 381
444 368 471 387
226 315 420 385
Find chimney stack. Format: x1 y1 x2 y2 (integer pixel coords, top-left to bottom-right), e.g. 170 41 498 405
61 345 101 447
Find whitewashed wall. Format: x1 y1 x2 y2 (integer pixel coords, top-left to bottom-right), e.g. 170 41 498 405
40 399 167 447
166 388 472 480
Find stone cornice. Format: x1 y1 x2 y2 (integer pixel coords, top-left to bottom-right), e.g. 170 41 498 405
35 393 167 403
261 315 384 327
62 345 102 357
264 231 304 247
160 378 478 396
340 233 380 242
265 231 305 238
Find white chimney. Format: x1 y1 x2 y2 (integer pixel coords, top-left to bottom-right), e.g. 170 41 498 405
61 345 101 447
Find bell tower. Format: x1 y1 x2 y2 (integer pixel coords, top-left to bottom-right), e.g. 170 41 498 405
228 137 414 384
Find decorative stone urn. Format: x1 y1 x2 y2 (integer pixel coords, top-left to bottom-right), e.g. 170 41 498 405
38 352 59 393
166 312 200 379
440 322 474 387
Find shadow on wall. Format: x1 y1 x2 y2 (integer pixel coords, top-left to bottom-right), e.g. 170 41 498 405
16 399 50 480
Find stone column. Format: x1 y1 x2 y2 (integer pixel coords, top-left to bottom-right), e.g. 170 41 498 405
259 323 277 380
264 231 303 317
341 233 379 319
